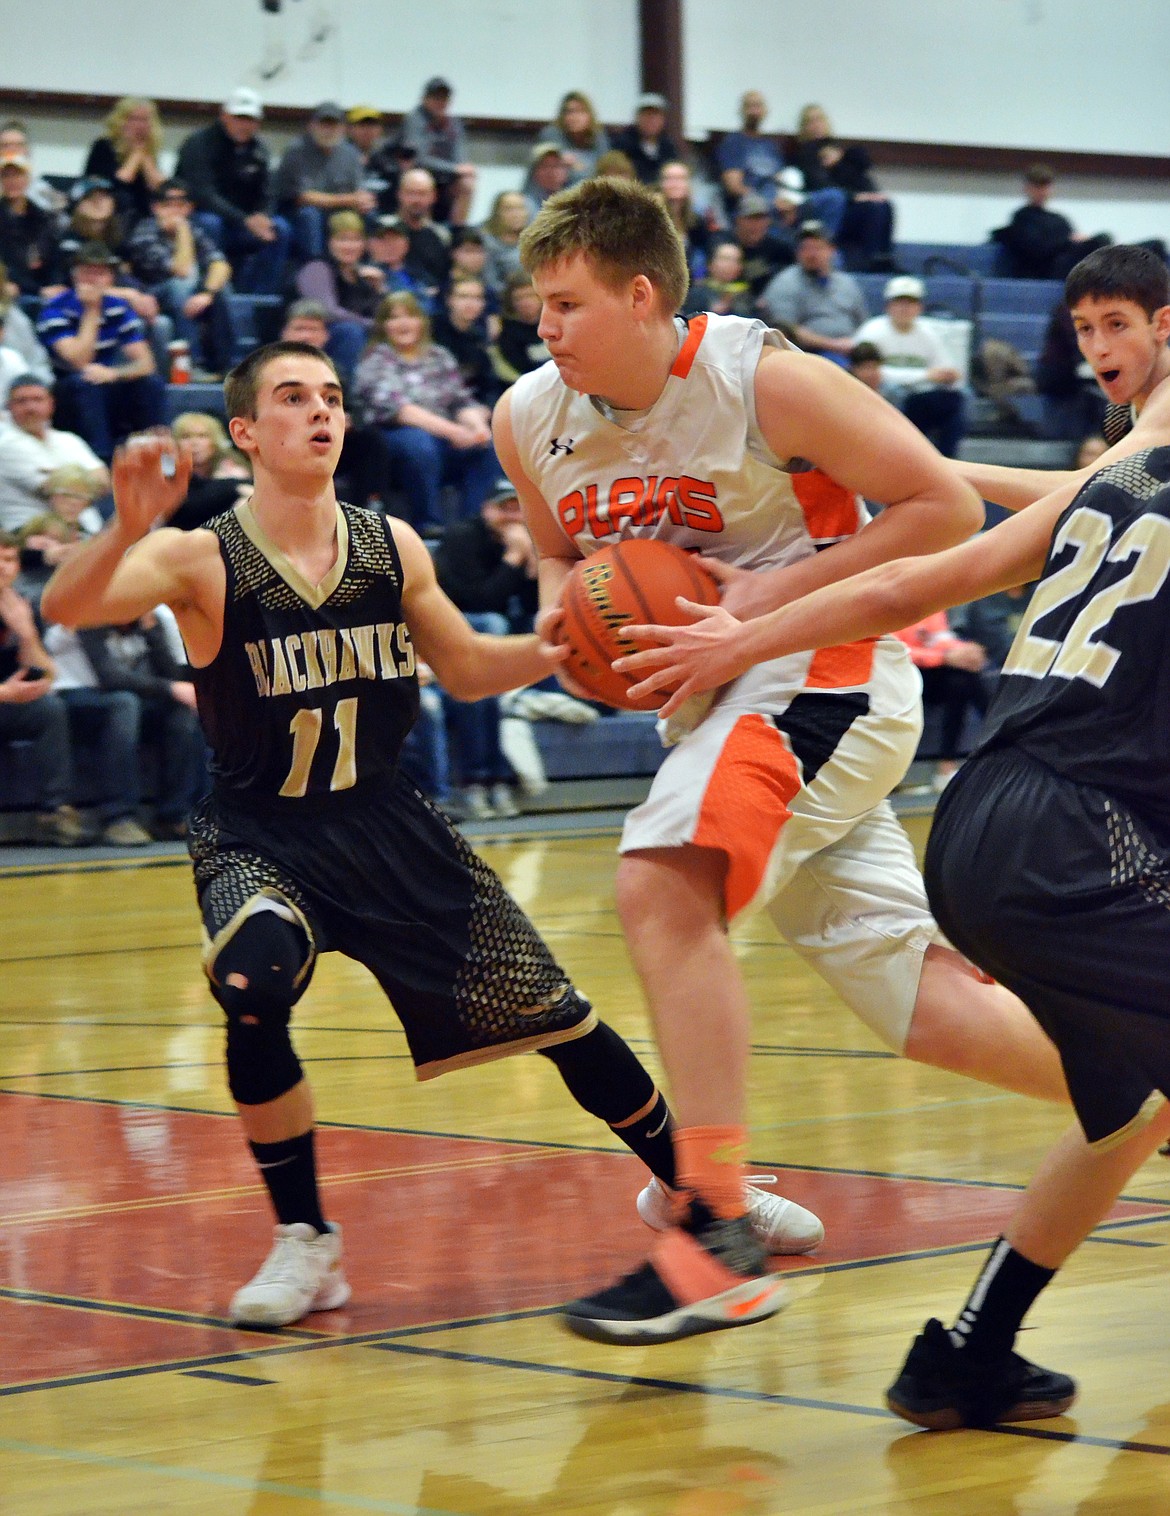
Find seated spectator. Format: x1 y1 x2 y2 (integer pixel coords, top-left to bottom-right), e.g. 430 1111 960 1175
396 660 459 812
611 93 680 186
0 265 53 384
50 179 167 368
0 531 89 845
277 303 389 511
758 221 867 361
993 163 1110 281
83 98 166 229
433 477 539 634
853 275 967 456
37 243 166 462
397 78 476 226
479 190 531 299
492 271 549 385
294 210 384 380
352 290 499 531
895 611 989 790
732 192 796 302
345 104 386 178
952 581 1034 701
431 276 499 407
523 143 572 218
393 167 451 298
682 240 754 318
790 103 894 271
56 610 208 839
540 92 611 185
0 374 109 532
366 215 432 307
123 179 235 378
274 100 374 263
657 160 715 279
446 228 493 300
14 462 104 601
593 150 638 181
716 89 786 217
175 88 290 297
0 150 61 298
0 120 65 214
169 412 250 530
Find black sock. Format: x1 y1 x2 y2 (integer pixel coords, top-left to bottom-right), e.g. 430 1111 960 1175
248 1130 328 1233
539 1021 677 1185
949 1236 1055 1359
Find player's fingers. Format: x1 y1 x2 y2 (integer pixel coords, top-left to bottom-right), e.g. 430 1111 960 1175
617 621 681 648
655 680 697 720
612 643 679 671
622 663 685 701
691 556 740 584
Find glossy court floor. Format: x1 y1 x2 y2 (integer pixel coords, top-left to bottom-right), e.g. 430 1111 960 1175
4 810 1170 1515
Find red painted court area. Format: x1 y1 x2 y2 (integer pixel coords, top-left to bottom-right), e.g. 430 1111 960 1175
3 1091 1167 1390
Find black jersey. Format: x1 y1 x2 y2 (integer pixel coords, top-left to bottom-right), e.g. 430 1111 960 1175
975 446 1170 830
192 501 420 800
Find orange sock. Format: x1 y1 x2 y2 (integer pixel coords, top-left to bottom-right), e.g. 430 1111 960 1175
673 1125 748 1221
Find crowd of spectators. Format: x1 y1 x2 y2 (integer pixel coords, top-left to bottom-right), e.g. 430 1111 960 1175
0 79 1159 837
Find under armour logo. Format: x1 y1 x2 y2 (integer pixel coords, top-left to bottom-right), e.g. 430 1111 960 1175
548 436 575 456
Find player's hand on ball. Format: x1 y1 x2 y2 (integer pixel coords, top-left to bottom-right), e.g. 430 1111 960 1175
616 600 752 718
111 433 193 540
535 602 591 698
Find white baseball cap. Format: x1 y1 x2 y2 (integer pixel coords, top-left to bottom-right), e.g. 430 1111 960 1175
224 87 263 120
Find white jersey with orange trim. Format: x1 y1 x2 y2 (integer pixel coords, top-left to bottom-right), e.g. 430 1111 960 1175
509 310 920 730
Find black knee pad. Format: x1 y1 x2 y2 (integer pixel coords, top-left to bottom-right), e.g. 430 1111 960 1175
208 901 313 1106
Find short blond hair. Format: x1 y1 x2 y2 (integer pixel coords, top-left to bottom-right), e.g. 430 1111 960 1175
43 464 100 500
519 177 688 314
327 210 365 237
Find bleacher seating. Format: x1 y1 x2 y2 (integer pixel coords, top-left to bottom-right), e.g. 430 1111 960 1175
164 380 225 420
893 241 1007 277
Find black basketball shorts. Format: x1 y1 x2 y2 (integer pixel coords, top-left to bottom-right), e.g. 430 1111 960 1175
188 774 596 1079
925 747 1170 1146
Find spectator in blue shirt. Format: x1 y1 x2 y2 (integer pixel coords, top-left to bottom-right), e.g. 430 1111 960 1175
37 242 166 461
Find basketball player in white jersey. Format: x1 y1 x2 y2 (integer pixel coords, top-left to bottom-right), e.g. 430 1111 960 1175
492 178 1073 1346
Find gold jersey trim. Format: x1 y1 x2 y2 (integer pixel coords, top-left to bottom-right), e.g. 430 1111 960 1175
234 499 350 609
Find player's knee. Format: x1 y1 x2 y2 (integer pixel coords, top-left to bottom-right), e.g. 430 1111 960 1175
208 904 312 1105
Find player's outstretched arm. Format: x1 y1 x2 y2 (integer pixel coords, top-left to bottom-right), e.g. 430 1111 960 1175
41 435 203 631
956 458 1083 513
618 487 1068 717
389 517 564 700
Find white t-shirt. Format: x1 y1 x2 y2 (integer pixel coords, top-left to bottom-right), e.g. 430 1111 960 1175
0 423 105 531
853 314 956 392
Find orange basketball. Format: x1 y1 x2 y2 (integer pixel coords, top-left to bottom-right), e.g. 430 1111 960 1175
559 539 720 711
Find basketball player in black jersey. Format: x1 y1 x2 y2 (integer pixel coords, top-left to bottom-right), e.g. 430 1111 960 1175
39 340 714 1329
613 262 1170 1426
955 244 1170 516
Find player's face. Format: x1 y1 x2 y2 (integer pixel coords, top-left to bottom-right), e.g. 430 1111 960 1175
235 356 344 480
533 254 657 396
1070 295 1170 408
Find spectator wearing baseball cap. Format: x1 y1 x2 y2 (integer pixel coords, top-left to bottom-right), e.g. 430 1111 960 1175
274 101 374 262
853 275 968 455
0 149 60 298
522 143 571 217
611 92 680 185
36 242 166 461
174 89 291 296
398 77 475 226
758 221 868 364
731 191 797 303
365 215 429 308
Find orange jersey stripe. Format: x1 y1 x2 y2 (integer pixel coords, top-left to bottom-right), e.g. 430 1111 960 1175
693 714 801 920
670 313 709 379
805 639 877 688
791 468 861 541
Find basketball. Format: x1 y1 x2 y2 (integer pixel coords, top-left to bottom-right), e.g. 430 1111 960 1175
559 539 720 711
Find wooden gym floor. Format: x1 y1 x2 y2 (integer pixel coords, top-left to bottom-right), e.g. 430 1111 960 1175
4 813 1170 1514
